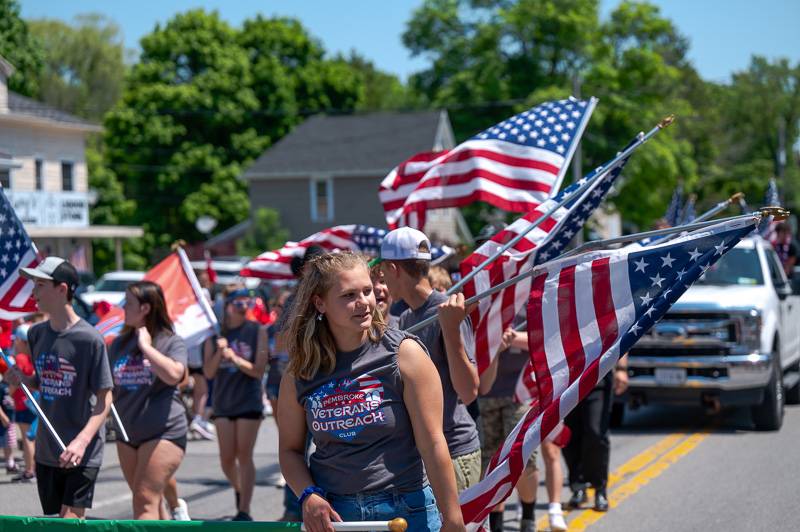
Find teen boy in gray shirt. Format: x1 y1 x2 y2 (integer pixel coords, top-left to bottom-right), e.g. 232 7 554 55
378 227 482 491
10 257 113 518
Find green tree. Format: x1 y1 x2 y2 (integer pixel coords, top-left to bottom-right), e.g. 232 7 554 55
236 207 290 257
345 52 415 111
103 10 364 260
27 14 128 121
0 0 43 96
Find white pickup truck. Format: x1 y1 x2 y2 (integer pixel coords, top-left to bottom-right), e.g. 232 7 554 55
619 236 800 430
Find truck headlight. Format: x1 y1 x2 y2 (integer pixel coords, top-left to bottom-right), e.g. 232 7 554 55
738 310 762 351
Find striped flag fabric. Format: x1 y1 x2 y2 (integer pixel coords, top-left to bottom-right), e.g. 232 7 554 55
460 151 632 380
240 224 454 280
459 215 759 529
759 178 781 241
0 188 39 319
95 248 218 347
379 97 595 230
664 184 683 226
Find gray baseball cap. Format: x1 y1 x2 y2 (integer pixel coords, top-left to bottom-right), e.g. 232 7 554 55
20 256 79 291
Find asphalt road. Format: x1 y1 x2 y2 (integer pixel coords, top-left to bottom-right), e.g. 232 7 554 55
0 403 797 531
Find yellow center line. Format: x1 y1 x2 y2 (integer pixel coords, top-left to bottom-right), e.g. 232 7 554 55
566 430 710 531
534 432 687 531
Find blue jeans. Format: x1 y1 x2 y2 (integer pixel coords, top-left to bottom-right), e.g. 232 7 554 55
327 485 441 531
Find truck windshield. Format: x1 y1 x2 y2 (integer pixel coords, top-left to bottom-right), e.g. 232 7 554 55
697 248 764 286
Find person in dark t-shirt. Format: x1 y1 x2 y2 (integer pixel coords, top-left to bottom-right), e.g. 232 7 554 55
109 280 189 520
10 257 112 518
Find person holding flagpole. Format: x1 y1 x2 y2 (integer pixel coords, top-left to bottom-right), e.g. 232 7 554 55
108 280 189 520
278 251 464 531
203 287 269 522
378 227 482 492
8 257 113 518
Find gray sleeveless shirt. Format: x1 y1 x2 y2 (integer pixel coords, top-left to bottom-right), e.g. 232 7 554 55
212 320 263 417
295 327 426 495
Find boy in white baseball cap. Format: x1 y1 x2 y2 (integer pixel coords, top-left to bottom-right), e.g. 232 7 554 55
377 227 481 492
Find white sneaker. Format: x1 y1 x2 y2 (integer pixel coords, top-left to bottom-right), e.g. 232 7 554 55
190 417 215 440
549 508 567 531
276 474 286 487
172 498 190 521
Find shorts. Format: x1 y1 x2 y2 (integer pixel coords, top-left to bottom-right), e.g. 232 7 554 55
212 411 263 421
118 435 188 452
15 409 36 425
36 463 100 515
328 485 440 532
452 448 482 492
479 397 538 474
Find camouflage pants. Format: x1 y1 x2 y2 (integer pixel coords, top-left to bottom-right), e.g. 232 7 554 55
479 397 538 474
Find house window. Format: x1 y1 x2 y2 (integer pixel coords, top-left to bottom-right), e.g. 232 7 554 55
35 159 43 190
310 178 333 222
0 169 9 189
61 161 73 191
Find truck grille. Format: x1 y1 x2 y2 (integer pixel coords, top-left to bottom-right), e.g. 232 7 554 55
630 311 743 356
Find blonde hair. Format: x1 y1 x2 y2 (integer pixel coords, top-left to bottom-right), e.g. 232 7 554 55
287 252 386 380
428 265 453 292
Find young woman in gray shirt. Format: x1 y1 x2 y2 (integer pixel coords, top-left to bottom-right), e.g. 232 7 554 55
278 252 465 532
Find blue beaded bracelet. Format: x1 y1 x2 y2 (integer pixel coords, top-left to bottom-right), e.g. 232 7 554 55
298 485 325 507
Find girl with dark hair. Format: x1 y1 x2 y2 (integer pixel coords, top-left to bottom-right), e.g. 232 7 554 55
278 252 465 532
109 280 189 519
203 287 269 521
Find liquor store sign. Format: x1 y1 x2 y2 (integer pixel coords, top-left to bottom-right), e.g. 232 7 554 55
5 191 90 227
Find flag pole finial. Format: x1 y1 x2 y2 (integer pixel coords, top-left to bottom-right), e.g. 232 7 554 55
760 206 790 220
171 239 187 251
659 114 676 128
388 518 408 532
730 192 745 202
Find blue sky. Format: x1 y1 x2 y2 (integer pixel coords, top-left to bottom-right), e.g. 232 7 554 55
20 0 799 83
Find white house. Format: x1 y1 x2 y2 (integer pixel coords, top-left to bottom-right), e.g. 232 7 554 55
0 55 142 271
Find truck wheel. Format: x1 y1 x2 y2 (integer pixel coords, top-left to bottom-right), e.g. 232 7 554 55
610 402 625 428
751 355 784 431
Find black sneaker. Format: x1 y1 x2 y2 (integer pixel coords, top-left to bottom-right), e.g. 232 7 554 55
594 490 609 512
568 487 588 509
11 472 35 483
232 511 253 521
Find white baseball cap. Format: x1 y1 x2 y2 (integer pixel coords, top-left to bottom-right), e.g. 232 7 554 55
376 227 432 263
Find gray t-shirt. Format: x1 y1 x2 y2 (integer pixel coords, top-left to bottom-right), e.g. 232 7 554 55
399 290 480 457
483 314 529 398
211 321 264 417
109 332 189 444
295 327 426 495
29 320 113 468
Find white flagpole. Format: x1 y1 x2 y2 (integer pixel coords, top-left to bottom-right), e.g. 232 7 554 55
0 350 66 452
109 403 130 443
301 518 407 531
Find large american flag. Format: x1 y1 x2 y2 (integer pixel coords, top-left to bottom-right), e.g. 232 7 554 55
0 188 39 318
459 215 759 529
460 148 633 382
240 224 454 280
378 97 596 230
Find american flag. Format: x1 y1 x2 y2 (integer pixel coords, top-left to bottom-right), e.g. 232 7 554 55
0 188 39 319
678 194 697 225
378 97 596 230
460 148 633 382
664 184 683 226
459 215 759 530
240 224 454 280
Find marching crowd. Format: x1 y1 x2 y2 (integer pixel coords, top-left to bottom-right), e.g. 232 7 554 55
0 225 633 532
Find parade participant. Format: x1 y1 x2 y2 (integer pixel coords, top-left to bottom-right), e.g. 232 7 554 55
279 252 464 532
378 227 482 492
479 324 567 532
203 287 269 521
564 355 629 512
108 281 189 519
9 324 36 483
428 265 453 293
773 222 797 276
0 377 16 474
11 257 113 518
370 265 399 327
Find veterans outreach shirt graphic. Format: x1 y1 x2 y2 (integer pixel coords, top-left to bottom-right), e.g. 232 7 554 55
307 374 387 441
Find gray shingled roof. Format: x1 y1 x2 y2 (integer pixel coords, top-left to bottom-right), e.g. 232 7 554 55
244 110 450 178
7 91 100 129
